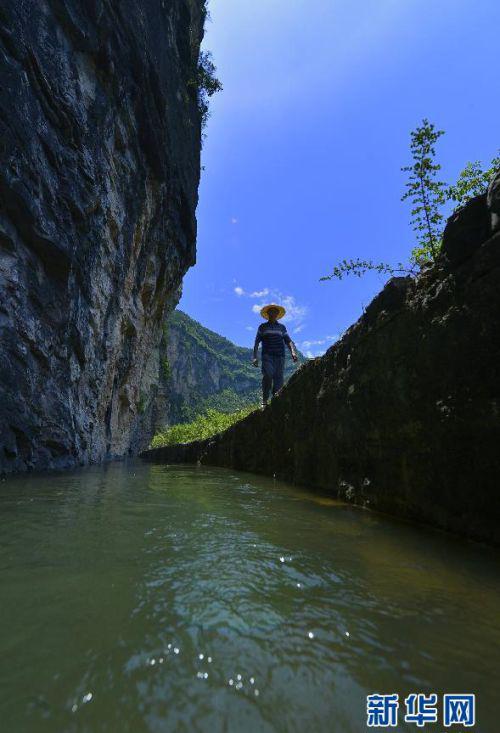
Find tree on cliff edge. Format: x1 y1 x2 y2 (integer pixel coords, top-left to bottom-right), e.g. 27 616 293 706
321 121 500 281
401 118 446 265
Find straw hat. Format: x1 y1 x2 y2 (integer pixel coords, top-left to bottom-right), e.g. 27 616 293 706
260 303 286 320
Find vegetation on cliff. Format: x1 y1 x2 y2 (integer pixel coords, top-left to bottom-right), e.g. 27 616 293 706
322 120 500 281
151 406 257 447
194 50 222 130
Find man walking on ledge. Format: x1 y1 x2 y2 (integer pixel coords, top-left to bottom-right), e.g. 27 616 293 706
252 303 298 408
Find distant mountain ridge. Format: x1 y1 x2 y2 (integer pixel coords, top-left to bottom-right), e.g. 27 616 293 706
154 310 304 426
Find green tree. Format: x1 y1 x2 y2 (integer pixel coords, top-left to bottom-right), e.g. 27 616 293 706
195 50 222 130
401 118 446 265
322 122 499 283
447 154 500 210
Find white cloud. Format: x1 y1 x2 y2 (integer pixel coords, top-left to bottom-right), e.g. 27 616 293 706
251 293 307 325
304 348 327 358
245 325 254 331
231 217 238 225
279 294 307 324
301 334 338 349
300 332 339 358
234 285 269 299
252 296 307 326
249 288 269 298
233 284 308 331
301 338 326 349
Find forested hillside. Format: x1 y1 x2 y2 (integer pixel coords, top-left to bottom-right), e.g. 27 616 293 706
154 310 304 425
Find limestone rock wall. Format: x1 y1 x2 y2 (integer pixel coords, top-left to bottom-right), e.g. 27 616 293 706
143 191 500 544
156 312 256 426
0 0 205 473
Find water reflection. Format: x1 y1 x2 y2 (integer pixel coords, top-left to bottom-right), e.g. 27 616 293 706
0 461 499 732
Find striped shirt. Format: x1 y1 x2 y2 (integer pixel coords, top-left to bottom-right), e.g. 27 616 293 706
254 321 291 355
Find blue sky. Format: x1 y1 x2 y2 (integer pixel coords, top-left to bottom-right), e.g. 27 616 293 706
178 0 499 357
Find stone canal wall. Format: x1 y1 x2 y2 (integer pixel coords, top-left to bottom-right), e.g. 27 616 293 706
142 187 500 545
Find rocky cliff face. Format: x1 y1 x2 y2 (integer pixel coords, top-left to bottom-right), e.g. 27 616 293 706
143 179 500 544
0 0 205 473
154 310 304 425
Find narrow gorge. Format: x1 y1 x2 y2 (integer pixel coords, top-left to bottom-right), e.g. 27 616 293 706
143 187 500 545
154 309 303 426
1 5 499 730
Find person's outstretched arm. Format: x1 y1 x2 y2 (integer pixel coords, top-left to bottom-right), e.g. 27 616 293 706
283 328 298 362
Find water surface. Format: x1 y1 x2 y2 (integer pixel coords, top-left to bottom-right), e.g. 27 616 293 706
1 461 499 732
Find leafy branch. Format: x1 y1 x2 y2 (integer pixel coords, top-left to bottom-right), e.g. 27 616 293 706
322 120 499 282
320 259 414 282
446 155 500 210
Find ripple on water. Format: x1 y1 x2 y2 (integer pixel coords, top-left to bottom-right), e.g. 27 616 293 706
0 462 499 733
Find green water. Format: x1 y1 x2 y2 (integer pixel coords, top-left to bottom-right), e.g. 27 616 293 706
1 461 499 733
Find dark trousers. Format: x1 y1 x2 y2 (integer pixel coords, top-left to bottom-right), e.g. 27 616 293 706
261 352 285 401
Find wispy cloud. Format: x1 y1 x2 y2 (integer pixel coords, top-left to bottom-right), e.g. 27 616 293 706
234 284 308 331
301 338 327 349
300 333 339 358
231 217 238 225
234 285 269 298
279 294 307 324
